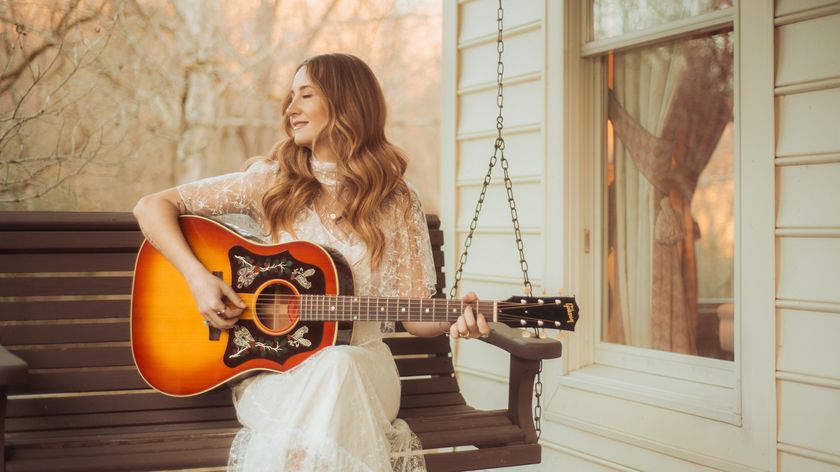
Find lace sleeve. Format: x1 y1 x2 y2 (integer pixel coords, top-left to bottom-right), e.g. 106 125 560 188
373 186 438 334
176 159 279 227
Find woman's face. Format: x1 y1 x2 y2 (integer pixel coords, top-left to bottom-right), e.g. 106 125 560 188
285 67 329 150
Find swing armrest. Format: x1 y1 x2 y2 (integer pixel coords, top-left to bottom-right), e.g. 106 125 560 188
476 324 559 444
481 323 563 360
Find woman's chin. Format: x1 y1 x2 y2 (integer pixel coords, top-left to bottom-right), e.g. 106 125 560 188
293 135 312 147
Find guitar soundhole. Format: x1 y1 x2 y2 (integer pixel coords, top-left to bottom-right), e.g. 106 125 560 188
254 280 299 334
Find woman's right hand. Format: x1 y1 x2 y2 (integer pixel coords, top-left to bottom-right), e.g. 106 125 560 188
186 268 247 329
134 189 247 330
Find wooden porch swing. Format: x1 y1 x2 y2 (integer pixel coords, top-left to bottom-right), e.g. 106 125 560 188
0 1 577 471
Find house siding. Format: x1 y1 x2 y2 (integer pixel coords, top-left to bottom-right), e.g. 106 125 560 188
774 2 840 470
442 0 840 470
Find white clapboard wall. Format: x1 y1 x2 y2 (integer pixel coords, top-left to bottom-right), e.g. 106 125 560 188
443 0 840 471
775 0 840 470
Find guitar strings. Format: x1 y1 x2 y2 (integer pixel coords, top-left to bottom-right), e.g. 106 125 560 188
247 298 570 312
244 294 571 308
217 308 567 325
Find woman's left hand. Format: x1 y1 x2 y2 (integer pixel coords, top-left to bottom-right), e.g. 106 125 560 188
448 291 491 339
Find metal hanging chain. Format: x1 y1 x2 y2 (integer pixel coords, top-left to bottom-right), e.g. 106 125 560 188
449 0 532 299
447 0 543 440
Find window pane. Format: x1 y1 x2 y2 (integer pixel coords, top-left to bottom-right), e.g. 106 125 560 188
592 0 732 41
604 32 734 360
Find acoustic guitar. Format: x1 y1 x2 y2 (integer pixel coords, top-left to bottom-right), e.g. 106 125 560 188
131 215 579 396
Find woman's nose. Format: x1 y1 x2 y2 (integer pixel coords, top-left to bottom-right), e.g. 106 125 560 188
285 98 299 115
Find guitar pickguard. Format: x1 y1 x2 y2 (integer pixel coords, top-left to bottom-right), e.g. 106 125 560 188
221 246 351 368
223 320 329 368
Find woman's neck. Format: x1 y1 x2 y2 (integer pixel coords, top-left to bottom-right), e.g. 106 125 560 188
310 155 338 186
310 145 338 164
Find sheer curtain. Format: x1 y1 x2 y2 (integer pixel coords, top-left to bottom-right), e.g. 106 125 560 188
607 34 732 355
609 43 682 350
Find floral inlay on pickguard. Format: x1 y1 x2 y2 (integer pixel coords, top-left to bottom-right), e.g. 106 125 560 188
234 255 291 288
291 267 316 289
228 325 312 359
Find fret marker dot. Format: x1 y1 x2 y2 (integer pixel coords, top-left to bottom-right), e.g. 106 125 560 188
453 309 457 313
538 299 544 304
520 299 526 304
401 307 405 312
330 306 335 311
520 319 527 326
425 308 430 313
380 307 384 311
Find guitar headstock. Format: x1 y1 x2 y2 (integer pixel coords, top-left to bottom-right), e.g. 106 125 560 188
496 296 580 331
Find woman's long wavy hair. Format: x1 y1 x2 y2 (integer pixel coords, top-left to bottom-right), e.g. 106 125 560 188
261 53 409 268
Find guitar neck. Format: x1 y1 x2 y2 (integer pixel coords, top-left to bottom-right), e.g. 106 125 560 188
298 295 497 323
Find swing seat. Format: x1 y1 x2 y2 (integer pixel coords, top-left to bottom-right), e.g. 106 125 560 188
389 322 561 470
0 211 562 471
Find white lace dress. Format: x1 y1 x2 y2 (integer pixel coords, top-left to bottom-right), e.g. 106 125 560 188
176 158 436 471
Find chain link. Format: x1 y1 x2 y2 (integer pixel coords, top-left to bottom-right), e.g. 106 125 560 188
447 0 543 440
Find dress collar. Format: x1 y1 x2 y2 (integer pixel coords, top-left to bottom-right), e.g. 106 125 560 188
310 157 338 186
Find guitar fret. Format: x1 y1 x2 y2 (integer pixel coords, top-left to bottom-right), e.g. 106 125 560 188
301 295 305 321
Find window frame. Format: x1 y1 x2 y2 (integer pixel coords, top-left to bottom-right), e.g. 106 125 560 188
557 1 742 425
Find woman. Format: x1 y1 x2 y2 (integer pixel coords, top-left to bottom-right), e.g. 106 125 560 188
133 53 490 471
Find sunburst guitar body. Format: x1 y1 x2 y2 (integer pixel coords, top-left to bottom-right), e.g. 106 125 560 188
131 215 579 396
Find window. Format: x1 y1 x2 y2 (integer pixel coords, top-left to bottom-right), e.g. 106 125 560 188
559 0 740 423
592 0 732 41
604 32 734 361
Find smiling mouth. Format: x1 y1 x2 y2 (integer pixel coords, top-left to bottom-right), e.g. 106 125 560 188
291 121 308 130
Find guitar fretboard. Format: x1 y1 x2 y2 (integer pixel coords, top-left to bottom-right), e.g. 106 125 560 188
298 295 497 323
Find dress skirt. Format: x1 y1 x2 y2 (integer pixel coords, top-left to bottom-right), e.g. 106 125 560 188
227 339 425 471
